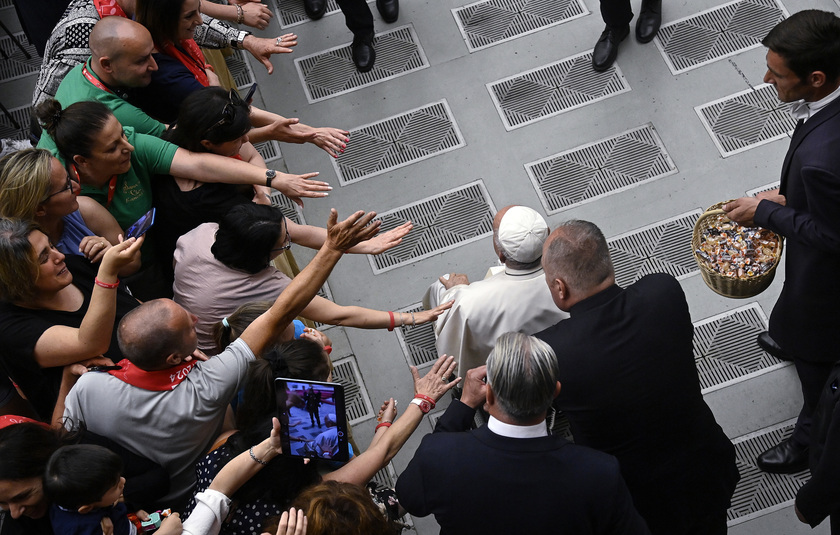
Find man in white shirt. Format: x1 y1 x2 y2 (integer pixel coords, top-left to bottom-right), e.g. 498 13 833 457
424 206 567 373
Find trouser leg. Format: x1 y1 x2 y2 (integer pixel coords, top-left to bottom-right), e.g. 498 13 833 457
335 0 374 37
599 0 634 28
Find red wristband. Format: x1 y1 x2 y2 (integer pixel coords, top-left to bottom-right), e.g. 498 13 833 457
375 422 392 432
94 277 119 289
387 311 395 332
414 394 436 409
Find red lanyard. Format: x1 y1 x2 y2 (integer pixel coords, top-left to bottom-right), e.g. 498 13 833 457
71 162 118 207
82 64 113 94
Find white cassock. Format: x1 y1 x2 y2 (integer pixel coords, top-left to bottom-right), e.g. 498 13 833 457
424 265 568 373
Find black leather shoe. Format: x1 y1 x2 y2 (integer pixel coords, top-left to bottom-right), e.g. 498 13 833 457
303 0 327 20
376 0 398 23
592 25 629 72
756 439 809 474
351 33 376 73
757 331 793 361
635 0 661 43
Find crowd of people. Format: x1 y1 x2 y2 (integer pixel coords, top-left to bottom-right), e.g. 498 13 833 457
1 2 839 534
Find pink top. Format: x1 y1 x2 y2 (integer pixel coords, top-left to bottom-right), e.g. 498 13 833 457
173 223 291 353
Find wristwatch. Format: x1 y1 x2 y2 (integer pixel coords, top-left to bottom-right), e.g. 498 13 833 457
410 397 433 414
231 30 249 49
265 169 276 189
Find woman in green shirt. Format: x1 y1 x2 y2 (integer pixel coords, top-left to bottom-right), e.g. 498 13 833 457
36 98 331 232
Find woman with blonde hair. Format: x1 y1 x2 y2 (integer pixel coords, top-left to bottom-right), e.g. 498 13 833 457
0 149 138 275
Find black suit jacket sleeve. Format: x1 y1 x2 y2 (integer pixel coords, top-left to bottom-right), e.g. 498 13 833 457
434 400 476 433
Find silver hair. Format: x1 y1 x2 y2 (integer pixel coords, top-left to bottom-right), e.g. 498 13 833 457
542 220 613 291
486 332 559 422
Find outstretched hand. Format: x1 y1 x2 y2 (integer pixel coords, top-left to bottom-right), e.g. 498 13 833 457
99 235 144 279
411 354 460 403
270 172 331 208
354 221 412 254
325 209 381 252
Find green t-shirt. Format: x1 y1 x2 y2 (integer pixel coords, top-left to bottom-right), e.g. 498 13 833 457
79 126 178 231
37 58 166 159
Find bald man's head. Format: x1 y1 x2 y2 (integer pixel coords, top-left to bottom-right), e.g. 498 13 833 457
117 299 198 371
89 17 157 88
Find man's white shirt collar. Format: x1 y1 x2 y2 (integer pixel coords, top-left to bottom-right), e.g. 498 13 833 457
487 416 548 438
790 83 840 122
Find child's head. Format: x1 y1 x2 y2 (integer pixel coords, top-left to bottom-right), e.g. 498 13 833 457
44 445 125 513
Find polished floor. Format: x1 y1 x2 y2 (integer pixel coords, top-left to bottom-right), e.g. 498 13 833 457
2 0 839 532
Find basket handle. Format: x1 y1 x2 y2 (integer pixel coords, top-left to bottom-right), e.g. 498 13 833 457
702 209 726 217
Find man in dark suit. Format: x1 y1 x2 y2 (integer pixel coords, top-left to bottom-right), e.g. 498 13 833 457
724 9 840 475
536 220 739 535
395 332 650 535
592 0 662 72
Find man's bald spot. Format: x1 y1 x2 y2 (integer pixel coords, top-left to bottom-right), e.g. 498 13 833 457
118 299 179 345
542 221 614 291
90 16 153 61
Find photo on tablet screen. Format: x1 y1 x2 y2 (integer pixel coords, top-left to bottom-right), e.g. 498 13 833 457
274 378 349 462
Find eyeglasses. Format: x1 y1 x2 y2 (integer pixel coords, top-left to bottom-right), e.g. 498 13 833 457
271 230 292 254
271 221 292 254
203 89 246 138
42 173 75 201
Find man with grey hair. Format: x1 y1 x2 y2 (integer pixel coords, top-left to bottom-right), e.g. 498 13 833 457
423 205 567 373
396 332 650 534
536 220 739 535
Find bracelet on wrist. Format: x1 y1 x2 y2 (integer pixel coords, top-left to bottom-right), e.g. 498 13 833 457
387 311 395 331
414 393 436 409
249 445 269 465
375 421 392 432
235 4 244 24
94 277 119 289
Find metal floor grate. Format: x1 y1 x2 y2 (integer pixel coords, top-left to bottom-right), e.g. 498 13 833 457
295 25 429 103
367 180 496 274
487 51 631 130
746 182 780 197
526 123 677 213
696 84 795 157
608 210 701 287
270 0 357 28
253 140 283 163
693 303 786 393
727 421 809 525
452 0 587 52
224 50 256 90
654 0 787 75
333 100 465 185
0 104 32 141
331 354 374 425
0 32 40 83
269 191 305 225
0 0 13 8
394 303 439 369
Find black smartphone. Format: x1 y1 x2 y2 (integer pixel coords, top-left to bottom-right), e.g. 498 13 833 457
244 82 258 104
274 377 349 462
125 208 156 240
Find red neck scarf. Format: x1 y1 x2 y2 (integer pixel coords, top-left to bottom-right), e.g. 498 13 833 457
160 40 209 87
0 415 49 430
108 359 197 391
93 0 128 18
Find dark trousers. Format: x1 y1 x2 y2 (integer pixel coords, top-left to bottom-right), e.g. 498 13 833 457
335 0 374 37
792 357 836 448
600 0 634 28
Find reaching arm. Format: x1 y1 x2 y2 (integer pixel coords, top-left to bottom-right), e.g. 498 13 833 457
32 237 144 368
248 107 349 158
200 1 273 30
287 219 413 255
239 210 380 356
300 295 452 330
169 148 331 207
324 355 460 486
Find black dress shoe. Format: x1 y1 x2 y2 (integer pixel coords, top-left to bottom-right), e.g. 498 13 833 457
757 331 793 361
351 33 376 73
376 0 398 23
592 25 629 72
304 0 327 20
756 439 809 474
635 0 661 43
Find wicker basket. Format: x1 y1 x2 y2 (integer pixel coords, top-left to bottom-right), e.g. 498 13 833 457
692 201 784 299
